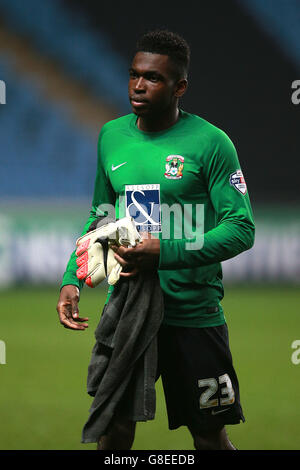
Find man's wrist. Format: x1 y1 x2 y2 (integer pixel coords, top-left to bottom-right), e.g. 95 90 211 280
60 271 83 292
60 283 80 295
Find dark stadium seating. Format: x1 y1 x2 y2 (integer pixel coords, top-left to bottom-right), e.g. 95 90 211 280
237 0 300 69
0 0 130 111
0 0 136 198
0 58 97 197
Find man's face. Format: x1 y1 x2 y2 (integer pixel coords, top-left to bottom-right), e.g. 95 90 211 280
128 52 180 117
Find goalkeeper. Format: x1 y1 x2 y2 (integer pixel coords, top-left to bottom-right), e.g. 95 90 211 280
56 30 255 450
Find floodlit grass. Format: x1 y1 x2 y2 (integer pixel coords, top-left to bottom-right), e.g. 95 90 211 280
0 284 299 450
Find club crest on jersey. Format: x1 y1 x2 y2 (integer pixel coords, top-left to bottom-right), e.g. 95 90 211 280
229 169 247 195
125 184 161 232
164 155 184 180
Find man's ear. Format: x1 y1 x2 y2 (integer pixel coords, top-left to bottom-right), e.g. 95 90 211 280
174 79 188 98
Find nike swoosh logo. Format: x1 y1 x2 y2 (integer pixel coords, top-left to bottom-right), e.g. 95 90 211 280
112 162 127 171
211 408 230 416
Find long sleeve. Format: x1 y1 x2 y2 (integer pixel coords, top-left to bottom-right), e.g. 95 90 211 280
159 133 255 270
60 128 116 290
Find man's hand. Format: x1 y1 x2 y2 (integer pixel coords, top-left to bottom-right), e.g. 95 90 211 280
75 216 141 287
56 285 89 330
111 235 160 278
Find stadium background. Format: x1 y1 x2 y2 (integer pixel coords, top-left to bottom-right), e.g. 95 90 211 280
0 0 299 450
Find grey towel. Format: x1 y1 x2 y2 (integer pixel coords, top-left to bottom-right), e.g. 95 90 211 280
81 273 164 444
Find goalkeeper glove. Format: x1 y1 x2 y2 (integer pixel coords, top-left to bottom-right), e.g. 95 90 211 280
75 217 141 287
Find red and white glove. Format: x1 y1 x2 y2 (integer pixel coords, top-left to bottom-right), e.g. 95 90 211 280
75 217 141 287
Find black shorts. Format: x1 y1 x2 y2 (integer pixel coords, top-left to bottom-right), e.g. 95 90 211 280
156 323 245 433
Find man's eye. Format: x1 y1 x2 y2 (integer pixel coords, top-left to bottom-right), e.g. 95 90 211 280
129 71 138 78
148 75 159 82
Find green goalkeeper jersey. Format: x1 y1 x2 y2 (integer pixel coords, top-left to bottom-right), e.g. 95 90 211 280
61 110 255 327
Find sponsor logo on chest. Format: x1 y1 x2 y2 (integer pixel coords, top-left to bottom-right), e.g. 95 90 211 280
125 184 161 232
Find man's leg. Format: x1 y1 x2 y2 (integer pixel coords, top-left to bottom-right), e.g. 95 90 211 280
157 325 244 451
97 416 136 450
188 426 236 450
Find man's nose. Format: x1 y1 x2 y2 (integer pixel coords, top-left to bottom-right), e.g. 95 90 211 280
134 77 146 92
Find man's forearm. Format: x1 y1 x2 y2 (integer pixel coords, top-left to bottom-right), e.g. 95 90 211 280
60 211 100 291
159 219 255 270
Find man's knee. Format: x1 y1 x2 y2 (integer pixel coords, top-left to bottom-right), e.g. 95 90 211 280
113 418 136 443
192 434 220 450
98 418 136 450
189 426 236 450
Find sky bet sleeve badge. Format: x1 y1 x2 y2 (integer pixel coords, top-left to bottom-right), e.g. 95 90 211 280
164 155 184 179
229 169 247 195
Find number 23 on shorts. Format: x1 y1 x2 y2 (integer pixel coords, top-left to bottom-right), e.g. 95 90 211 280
198 373 235 409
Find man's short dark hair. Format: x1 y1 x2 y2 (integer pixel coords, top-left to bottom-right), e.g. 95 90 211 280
135 29 190 80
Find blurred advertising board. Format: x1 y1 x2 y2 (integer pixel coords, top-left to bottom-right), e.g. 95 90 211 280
0 202 299 286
